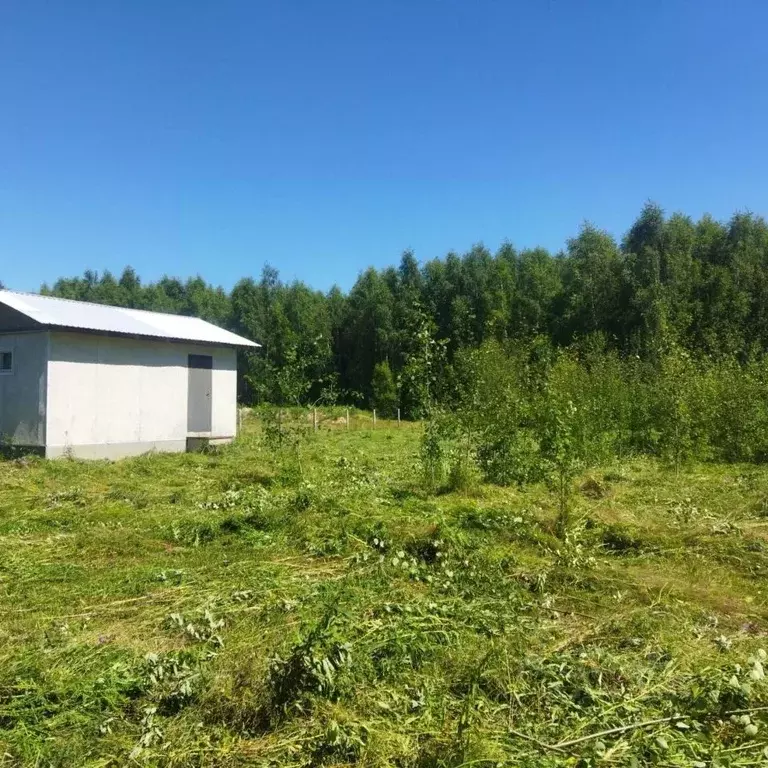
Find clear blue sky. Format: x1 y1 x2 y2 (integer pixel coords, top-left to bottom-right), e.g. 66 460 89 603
2 1 768 293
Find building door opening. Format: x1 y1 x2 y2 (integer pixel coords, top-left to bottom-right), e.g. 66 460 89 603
187 354 213 433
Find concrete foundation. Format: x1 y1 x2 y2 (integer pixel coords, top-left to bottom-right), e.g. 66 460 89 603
46 439 189 460
186 436 234 452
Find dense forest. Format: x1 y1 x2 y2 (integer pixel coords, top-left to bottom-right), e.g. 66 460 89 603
31 202 768 414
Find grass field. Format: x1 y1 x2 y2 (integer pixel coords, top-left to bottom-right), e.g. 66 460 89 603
3 413 768 767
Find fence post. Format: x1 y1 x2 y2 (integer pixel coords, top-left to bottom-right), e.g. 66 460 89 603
346 409 350 431
313 407 317 432
373 409 376 429
397 408 401 427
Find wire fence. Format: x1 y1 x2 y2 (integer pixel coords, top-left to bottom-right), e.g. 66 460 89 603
237 406 418 435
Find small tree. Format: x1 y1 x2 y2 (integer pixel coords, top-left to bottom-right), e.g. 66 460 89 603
371 361 398 417
652 346 706 473
399 303 447 419
539 394 582 538
250 338 338 482
534 351 590 537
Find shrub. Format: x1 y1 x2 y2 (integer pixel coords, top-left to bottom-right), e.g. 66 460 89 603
422 339 768 498
371 361 398 418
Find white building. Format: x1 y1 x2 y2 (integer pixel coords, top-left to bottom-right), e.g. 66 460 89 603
0 290 259 459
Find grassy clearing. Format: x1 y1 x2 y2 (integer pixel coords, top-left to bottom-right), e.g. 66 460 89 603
2 415 768 766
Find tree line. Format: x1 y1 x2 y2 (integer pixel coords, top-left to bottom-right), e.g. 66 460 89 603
36 202 768 413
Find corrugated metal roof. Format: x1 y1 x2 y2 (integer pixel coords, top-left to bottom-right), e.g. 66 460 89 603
0 290 260 348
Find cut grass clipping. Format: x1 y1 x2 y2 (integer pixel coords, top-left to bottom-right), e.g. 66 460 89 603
2 413 768 766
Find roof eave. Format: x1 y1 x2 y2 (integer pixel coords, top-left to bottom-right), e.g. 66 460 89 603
39 325 261 348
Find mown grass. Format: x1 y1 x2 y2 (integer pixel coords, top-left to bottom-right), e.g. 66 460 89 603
2 414 768 766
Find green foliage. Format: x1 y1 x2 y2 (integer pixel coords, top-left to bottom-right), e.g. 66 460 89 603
419 415 450 493
265 604 353 721
538 389 582 536
371 360 398 417
257 406 314 481
398 304 447 419
11 201 768 767
446 451 481 495
38 205 768 416
3 421 768 765
423 340 768 507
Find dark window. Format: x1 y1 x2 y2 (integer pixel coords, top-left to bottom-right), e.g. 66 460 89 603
188 354 213 370
0 351 12 373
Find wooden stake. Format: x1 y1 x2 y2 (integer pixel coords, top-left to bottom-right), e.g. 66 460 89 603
346 408 350 430
313 407 317 432
397 408 401 427
373 409 376 428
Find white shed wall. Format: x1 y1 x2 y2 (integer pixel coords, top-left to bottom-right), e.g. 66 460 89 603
46 332 237 458
0 331 48 447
